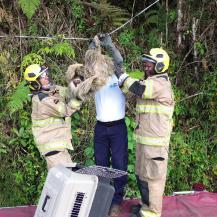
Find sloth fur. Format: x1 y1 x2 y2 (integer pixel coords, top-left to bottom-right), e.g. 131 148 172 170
65 48 115 100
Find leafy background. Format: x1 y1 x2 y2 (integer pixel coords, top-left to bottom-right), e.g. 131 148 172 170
0 0 216 206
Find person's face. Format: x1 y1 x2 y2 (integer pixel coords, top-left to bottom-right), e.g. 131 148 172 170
144 62 155 78
39 70 51 90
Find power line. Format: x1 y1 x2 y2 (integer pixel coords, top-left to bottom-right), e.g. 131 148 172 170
0 35 90 40
0 0 159 40
109 0 160 35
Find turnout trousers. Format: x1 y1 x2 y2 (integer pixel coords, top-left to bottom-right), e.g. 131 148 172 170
94 119 128 205
135 144 169 217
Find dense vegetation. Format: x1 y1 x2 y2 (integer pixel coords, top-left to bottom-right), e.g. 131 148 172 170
0 0 216 206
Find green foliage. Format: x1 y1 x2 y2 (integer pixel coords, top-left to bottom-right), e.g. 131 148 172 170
168 10 177 23
38 42 75 58
71 0 85 32
128 70 144 80
118 29 142 69
146 29 161 48
19 0 40 20
49 42 75 58
7 81 31 114
21 53 45 70
144 10 159 26
0 110 46 206
195 42 206 57
166 128 214 194
125 116 140 198
81 0 129 28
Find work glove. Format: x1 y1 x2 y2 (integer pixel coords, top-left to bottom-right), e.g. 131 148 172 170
98 33 124 79
88 35 101 50
98 33 114 49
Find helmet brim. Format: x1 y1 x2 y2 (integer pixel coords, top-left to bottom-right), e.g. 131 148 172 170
141 55 156 64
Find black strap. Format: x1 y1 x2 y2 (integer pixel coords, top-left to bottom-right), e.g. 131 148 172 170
38 92 49 101
129 81 146 97
44 150 60 157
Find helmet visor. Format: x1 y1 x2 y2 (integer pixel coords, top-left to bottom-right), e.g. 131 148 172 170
141 55 156 64
40 67 49 78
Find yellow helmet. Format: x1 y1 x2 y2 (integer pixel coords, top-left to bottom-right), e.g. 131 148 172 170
141 48 170 73
24 64 48 90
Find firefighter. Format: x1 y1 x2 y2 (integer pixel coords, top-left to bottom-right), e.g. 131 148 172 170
99 35 175 217
24 64 82 170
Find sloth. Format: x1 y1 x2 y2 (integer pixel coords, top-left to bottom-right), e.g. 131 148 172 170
65 42 115 100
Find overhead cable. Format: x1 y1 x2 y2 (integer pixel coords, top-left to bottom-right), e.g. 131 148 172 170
0 35 90 40
109 0 160 35
0 0 159 40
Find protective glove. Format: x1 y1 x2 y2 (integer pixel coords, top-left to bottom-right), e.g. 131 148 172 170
98 33 114 49
88 35 101 50
98 33 124 78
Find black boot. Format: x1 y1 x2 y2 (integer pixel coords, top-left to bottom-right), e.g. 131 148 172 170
130 212 141 217
136 176 150 206
131 204 142 214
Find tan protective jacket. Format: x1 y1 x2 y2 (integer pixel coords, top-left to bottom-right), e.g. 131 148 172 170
123 73 175 146
31 85 82 155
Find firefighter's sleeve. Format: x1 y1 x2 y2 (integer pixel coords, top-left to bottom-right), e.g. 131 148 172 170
40 97 82 118
140 79 163 99
121 76 146 97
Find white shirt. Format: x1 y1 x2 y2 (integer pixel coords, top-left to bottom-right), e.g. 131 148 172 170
95 75 125 122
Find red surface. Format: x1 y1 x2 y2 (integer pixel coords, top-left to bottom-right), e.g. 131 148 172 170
0 192 217 217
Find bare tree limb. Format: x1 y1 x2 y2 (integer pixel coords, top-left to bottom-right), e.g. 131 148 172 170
179 92 204 102
176 21 215 78
177 0 183 48
130 0 136 26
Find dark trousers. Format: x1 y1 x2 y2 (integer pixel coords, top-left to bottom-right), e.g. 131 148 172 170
94 119 128 205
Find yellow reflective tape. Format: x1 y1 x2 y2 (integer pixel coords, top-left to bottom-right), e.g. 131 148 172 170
121 84 129 94
125 77 137 89
69 99 81 109
58 86 68 97
140 209 161 217
134 134 170 146
122 77 137 94
136 104 174 118
58 104 66 115
37 141 73 154
32 117 64 127
143 80 153 98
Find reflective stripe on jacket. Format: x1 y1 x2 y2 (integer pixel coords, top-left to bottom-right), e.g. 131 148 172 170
31 85 82 154
123 73 175 147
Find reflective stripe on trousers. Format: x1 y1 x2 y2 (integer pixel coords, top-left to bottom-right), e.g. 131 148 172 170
134 134 170 146
37 141 73 155
140 209 161 217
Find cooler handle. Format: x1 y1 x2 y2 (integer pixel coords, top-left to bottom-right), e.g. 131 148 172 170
42 195 51 212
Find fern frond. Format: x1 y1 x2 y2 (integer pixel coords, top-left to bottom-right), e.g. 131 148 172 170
79 0 129 27
37 42 75 58
50 42 75 58
144 9 159 26
7 81 30 114
18 0 40 20
145 15 158 25
21 53 45 71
